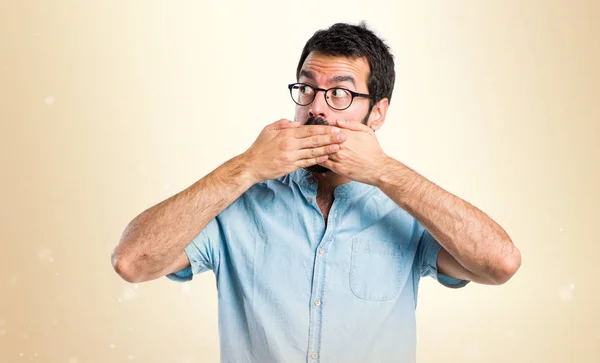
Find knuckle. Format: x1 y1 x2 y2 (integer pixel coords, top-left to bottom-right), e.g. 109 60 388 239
279 140 290 151
280 153 292 163
279 139 292 151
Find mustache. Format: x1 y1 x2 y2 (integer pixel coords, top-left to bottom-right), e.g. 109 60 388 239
304 116 330 126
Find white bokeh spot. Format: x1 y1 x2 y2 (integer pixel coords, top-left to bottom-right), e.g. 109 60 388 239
122 287 136 300
559 283 575 301
68 357 78 363
45 96 54 105
37 248 54 263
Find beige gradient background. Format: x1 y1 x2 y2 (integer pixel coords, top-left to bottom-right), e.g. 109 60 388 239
1 0 598 362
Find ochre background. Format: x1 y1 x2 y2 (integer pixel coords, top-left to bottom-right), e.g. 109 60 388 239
1 1 598 362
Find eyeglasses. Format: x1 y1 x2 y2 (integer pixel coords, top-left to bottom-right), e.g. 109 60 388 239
287 83 372 111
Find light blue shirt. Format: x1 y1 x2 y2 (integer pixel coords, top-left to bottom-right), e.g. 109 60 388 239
167 167 469 363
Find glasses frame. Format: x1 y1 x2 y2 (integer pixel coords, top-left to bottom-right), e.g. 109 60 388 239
287 82 373 111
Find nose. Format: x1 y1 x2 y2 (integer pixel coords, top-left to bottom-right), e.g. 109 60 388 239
308 89 329 119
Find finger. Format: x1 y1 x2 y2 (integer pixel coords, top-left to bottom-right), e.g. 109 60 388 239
295 155 329 168
291 124 341 138
267 119 300 130
296 144 340 160
335 120 372 132
317 158 337 170
297 132 346 149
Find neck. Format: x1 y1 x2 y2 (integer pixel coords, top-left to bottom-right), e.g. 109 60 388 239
310 171 351 196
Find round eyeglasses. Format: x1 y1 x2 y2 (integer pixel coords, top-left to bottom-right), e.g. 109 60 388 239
287 83 372 111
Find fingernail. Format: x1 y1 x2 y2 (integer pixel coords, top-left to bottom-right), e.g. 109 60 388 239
332 127 340 133
338 120 346 124
337 133 346 141
331 144 340 151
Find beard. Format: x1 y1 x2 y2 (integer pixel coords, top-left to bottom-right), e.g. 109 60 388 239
303 115 333 174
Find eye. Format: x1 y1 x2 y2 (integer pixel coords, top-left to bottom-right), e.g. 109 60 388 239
299 85 313 95
330 88 349 98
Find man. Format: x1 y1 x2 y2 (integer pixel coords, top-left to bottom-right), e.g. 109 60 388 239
112 22 521 363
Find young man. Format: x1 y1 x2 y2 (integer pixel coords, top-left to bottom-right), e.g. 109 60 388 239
112 22 521 363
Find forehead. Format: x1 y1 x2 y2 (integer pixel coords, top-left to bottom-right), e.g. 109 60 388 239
299 52 370 87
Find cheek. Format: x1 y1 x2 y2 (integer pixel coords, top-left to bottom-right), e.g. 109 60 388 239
295 106 309 123
335 109 362 123
344 104 371 123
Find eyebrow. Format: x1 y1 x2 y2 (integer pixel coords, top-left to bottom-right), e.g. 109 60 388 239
299 70 315 81
331 75 356 87
299 70 357 88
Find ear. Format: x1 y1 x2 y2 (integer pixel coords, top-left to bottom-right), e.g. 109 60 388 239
366 98 389 131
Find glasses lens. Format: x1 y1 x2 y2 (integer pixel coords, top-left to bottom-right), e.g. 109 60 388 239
326 88 352 110
290 84 315 106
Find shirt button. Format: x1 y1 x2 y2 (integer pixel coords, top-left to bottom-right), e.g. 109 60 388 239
306 197 312 203
318 248 325 255
314 299 321 306
311 352 318 359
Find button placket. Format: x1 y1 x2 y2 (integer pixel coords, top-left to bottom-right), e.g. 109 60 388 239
307 198 342 362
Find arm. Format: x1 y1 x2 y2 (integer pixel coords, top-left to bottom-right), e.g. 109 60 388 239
376 157 521 285
111 119 345 283
111 153 257 283
315 120 521 285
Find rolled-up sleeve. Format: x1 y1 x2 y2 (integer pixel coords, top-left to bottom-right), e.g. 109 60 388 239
166 217 222 282
418 228 470 289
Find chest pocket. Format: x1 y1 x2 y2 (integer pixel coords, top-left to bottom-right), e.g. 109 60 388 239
349 238 409 301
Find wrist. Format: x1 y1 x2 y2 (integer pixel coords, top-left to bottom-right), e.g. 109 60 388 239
374 156 400 189
234 152 262 186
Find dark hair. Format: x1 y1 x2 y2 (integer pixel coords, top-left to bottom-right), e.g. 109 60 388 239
296 22 395 105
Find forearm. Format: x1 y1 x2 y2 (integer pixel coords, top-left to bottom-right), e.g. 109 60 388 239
376 157 520 283
112 153 257 281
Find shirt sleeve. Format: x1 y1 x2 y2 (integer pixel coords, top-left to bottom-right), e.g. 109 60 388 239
165 216 222 282
417 228 470 289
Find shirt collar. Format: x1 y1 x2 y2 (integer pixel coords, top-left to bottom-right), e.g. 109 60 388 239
286 168 376 199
